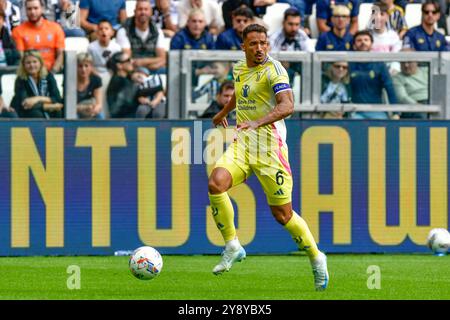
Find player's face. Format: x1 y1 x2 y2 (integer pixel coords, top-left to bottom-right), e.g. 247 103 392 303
135 2 152 24
26 0 43 23
232 15 250 34
24 55 42 77
353 34 372 51
283 16 301 38
242 31 269 67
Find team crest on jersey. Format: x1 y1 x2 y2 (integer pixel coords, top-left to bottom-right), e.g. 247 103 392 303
436 40 441 47
256 71 263 82
242 84 250 97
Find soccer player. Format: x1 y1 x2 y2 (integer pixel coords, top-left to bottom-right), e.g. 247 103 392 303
208 23 329 291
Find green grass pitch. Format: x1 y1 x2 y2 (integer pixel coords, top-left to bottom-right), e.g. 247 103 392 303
0 254 448 300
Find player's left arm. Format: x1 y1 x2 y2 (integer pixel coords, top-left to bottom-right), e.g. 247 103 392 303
238 90 294 130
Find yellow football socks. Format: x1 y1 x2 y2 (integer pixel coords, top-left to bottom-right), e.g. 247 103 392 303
284 211 320 260
209 192 236 242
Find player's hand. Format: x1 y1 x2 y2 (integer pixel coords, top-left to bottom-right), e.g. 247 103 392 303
237 120 259 131
22 97 40 109
213 113 228 128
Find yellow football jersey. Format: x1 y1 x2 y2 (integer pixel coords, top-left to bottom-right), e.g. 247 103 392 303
233 55 292 147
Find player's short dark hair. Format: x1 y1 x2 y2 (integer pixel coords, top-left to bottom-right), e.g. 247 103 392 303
422 0 440 13
283 7 301 21
232 7 254 19
243 24 267 40
353 30 373 43
98 19 114 28
219 80 234 94
373 1 388 13
25 0 44 7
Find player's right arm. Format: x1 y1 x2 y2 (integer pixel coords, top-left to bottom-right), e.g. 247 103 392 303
212 92 236 128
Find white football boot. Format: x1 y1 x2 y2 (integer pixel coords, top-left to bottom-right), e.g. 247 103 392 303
212 245 246 275
312 251 329 291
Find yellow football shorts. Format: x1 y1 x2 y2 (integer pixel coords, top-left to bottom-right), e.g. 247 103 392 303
214 139 293 206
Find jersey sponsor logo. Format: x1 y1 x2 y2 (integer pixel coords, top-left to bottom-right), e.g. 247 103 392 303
436 40 441 47
273 83 290 94
242 84 250 97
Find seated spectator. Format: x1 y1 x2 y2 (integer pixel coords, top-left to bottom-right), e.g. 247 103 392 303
320 61 350 104
403 0 447 51
87 20 122 75
79 0 126 39
170 9 215 50
316 0 359 35
12 0 65 73
315 5 353 51
370 2 402 53
199 80 234 118
392 49 429 119
53 0 86 37
116 0 167 73
193 61 232 102
379 0 407 39
11 50 63 118
152 0 179 38
177 0 224 35
0 0 21 32
76 52 103 119
349 30 398 119
216 7 253 50
106 51 138 118
221 0 268 29
270 7 314 52
0 8 20 66
132 67 166 118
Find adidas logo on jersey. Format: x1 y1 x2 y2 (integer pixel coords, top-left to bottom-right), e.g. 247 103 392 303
273 188 284 196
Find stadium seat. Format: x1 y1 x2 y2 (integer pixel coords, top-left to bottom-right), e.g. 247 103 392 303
263 3 291 35
161 36 171 51
308 4 319 38
309 38 317 49
358 3 373 31
126 0 136 18
1 73 16 107
65 37 90 54
405 3 422 29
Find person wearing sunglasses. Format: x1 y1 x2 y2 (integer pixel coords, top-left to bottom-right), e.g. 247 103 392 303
106 51 138 118
402 0 448 51
320 61 350 118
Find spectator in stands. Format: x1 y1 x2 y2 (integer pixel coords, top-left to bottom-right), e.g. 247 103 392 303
193 61 232 102
132 66 166 118
76 52 103 119
270 7 314 52
370 2 402 53
170 9 215 50
54 0 86 37
379 0 407 38
79 0 126 39
12 0 65 73
403 0 447 51
315 5 353 51
177 0 225 35
349 30 398 119
320 61 350 104
199 80 234 118
0 9 20 66
106 51 138 118
11 50 63 118
87 20 122 75
316 0 359 35
393 48 429 119
216 7 253 50
152 0 179 38
116 0 167 73
0 0 20 32
221 0 273 29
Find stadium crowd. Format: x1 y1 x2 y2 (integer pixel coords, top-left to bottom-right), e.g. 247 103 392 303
0 0 446 119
